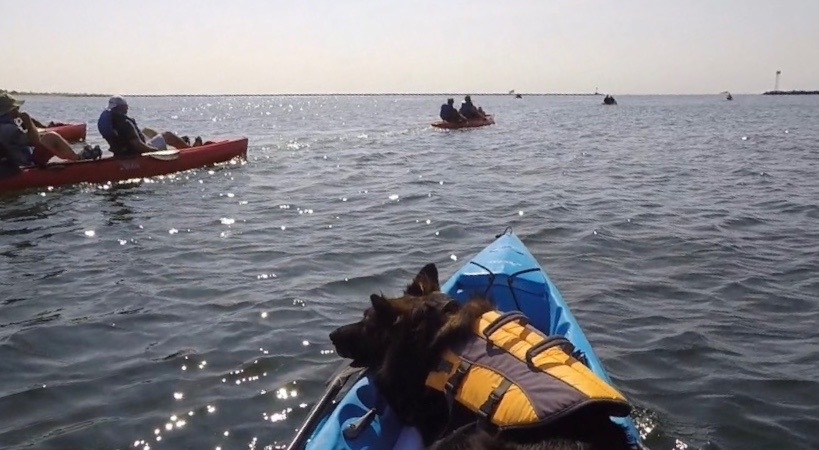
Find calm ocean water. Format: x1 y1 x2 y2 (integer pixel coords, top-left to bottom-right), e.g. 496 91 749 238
1 94 817 450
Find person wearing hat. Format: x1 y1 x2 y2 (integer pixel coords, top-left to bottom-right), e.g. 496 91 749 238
459 95 486 120
97 95 198 156
439 98 467 123
0 92 86 167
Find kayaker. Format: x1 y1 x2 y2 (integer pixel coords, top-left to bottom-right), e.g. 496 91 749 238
29 117 67 129
439 98 466 123
459 95 486 120
98 95 200 156
0 92 89 167
0 141 20 175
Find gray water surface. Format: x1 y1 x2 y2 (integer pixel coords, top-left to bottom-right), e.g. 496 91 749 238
1 94 817 450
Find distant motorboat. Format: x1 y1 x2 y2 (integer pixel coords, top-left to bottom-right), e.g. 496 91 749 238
515 93 523 99
722 91 733 101
603 95 617 105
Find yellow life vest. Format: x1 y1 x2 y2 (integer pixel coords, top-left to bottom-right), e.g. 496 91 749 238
424 310 631 430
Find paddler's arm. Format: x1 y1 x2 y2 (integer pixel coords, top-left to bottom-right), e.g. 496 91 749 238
129 137 161 154
19 112 43 146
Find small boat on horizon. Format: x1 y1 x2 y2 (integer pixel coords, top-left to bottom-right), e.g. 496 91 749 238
603 94 618 105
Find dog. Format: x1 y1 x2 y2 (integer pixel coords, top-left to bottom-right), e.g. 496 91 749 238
330 263 633 450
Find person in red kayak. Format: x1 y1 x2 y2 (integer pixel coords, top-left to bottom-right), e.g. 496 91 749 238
459 95 487 120
439 98 467 123
28 116 67 129
0 92 93 167
97 95 200 156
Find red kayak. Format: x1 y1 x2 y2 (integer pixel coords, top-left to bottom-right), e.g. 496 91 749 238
43 123 87 143
431 115 495 129
0 138 248 192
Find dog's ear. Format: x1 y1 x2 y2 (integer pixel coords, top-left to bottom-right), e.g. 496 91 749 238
405 263 440 296
441 300 460 315
370 294 396 322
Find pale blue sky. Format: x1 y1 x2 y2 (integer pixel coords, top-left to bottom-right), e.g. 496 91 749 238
3 0 817 95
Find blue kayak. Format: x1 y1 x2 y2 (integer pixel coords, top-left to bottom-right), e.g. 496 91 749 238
288 231 643 450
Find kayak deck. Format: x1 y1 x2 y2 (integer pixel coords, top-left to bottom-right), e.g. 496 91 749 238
43 123 87 143
293 232 642 450
0 138 248 192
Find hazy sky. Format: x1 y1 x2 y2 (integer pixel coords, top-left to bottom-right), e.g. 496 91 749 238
3 0 817 95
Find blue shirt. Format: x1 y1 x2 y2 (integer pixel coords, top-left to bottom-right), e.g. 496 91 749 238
0 114 33 166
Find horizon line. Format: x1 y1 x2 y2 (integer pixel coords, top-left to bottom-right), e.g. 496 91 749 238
4 91 783 98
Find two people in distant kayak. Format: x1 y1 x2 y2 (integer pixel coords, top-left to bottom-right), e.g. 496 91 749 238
97 95 202 156
0 92 95 169
603 95 617 105
439 95 487 123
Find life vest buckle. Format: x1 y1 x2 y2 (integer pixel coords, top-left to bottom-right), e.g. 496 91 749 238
444 361 471 395
477 378 513 421
478 391 502 419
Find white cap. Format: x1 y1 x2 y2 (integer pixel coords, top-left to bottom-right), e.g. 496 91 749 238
107 95 128 110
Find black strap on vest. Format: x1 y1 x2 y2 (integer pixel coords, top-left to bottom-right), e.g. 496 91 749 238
439 360 473 440
524 336 575 368
477 378 513 421
481 311 529 339
444 360 471 396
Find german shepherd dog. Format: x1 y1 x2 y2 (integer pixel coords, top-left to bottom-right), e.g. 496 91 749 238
330 264 633 450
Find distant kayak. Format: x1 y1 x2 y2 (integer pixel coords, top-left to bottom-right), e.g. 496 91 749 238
0 138 248 192
431 115 495 129
42 123 87 143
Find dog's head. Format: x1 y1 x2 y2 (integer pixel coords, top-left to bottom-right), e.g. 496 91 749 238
329 263 459 368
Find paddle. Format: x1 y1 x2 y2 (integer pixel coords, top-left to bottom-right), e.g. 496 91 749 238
144 149 180 161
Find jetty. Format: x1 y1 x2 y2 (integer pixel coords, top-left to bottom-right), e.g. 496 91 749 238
763 90 819 95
